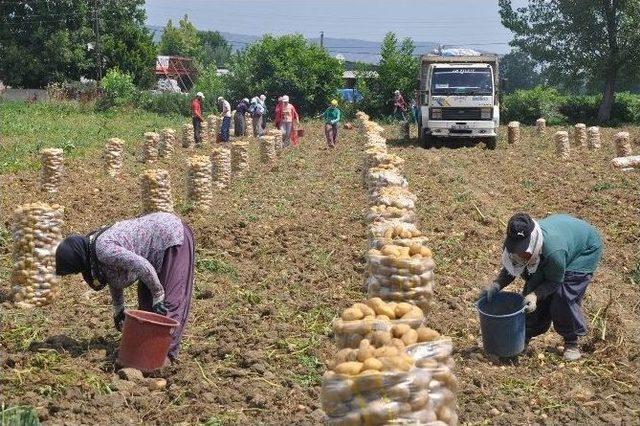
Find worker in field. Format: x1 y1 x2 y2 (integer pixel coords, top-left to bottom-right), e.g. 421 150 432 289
249 97 265 137
274 96 284 129
482 213 603 361
234 98 250 137
275 95 300 147
218 96 231 143
191 92 204 145
392 89 408 121
258 94 268 131
323 99 341 148
55 212 195 363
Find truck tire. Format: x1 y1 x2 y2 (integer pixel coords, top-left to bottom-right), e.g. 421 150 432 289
485 137 497 150
422 131 434 149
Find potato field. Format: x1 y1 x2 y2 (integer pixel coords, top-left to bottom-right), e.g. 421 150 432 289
1 102 639 425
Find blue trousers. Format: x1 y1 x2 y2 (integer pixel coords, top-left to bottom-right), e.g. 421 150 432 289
220 116 231 142
526 271 592 345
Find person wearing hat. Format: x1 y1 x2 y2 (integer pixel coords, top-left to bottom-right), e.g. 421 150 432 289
275 95 300 147
258 95 268 131
393 89 407 121
191 92 205 145
249 97 265 137
217 96 231 143
322 99 341 148
55 212 196 362
481 213 603 360
234 98 251 137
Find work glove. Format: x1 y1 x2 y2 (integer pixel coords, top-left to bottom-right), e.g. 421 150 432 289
113 308 126 332
479 282 501 303
524 293 538 313
152 301 168 316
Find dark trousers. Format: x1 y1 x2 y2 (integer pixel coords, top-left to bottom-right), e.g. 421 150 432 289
138 223 195 359
526 271 592 345
220 116 231 142
192 117 202 145
325 123 338 147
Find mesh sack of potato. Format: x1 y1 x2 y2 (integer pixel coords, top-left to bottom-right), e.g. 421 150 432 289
231 140 249 176
507 121 520 144
366 205 417 225
355 111 370 123
10 202 64 308
211 147 232 189
614 131 632 157
141 132 160 163
332 298 426 349
103 138 124 177
200 120 210 144
587 126 601 150
206 115 218 141
370 186 417 210
140 169 174 213
259 135 277 164
267 129 284 150
366 168 408 195
187 155 213 210
322 332 456 425
574 123 587 147
554 131 570 160
159 129 176 159
366 245 435 310
367 221 428 249
364 120 385 135
40 148 64 193
536 118 546 134
182 123 195 148
365 134 387 150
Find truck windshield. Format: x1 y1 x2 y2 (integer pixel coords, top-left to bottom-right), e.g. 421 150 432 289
431 68 493 96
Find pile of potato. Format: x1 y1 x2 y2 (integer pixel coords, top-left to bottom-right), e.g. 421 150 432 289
40 148 64 193
555 131 570 160
615 131 632 157
103 138 124 177
366 205 417 225
10 202 64 308
366 244 435 310
231 140 249 176
370 186 416 211
536 118 546 134
141 132 159 163
367 221 427 249
211 147 231 189
366 168 408 195
206 115 218 141
187 155 213 210
259 135 277 164
574 123 587 147
587 126 601 150
200 121 210 144
182 123 195 148
365 134 387 150
507 121 520 145
267 129 283 150
159 129 176 159
140 169 174 213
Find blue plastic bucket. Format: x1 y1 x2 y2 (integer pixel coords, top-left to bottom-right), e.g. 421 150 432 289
477 292 526 357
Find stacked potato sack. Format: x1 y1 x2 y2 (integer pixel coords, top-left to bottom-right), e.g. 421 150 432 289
259 135 277 164
614 132 632 157
159 128 176 159
366 205 417 225
206 115 218 141
536 118 546 134
200 121 210 144
587 126 601 150
142 132 160 163
104 138 124 177
40 148 64 193
268 129 283 150
366 244 435 311
363 152 404 186
367 221 427 249
140 169 174 213
507 121 520 144
231 140 249 176
187 156 213 210
555 131 570 160
182 123 195 148
370 186 416 211
211 147 232 189
10 203 64 308
323 300 457 425
574 123 587 147
365 168 408 196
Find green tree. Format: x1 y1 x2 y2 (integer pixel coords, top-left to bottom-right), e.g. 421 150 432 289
499 0 640 121
225 34 343 115
198 31 232 67
499 49 543 93
0 0 155 87
159 16 203 61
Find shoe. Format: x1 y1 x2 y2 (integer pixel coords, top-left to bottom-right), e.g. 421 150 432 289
563 345 582 361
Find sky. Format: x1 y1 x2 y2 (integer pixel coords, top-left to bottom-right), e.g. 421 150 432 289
144 0 529 54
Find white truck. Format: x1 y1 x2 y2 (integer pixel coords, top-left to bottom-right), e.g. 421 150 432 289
417 54 500 149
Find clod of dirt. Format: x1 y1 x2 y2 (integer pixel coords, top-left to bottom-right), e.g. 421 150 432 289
147 378 167 391
118 367 144 382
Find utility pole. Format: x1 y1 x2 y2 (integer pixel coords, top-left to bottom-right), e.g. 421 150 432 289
93 0 103 81
320 31 324 48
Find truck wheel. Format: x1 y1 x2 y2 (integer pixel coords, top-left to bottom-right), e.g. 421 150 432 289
422 132 434 149
485 137 497 150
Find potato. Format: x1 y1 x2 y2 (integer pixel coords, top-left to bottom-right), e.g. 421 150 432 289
410 390 430 411
353 302 375 317
392 323 411 338
389 338 406 351
362 357 383 371
387 382 411 401
361 400 402 425
394 302 414 319
334 361 363 376
341 307 364 321
326 411 361 426
420 247 433 258
376 304 396 319
370 330 392 347
373 346 398 358
401 307 424 320
437 406 455 424
375 314 391 321
417 326 440 342
401 329 418 346
356 341 375 362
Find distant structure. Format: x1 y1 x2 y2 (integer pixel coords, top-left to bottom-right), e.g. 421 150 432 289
155 56 197 91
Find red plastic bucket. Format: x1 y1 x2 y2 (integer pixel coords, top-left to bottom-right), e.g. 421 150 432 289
117 310 180 372
297 128 305 138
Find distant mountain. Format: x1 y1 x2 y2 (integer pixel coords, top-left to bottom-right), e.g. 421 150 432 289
147 26 438 64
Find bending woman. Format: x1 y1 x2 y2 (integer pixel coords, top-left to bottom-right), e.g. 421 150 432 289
55 212 195 361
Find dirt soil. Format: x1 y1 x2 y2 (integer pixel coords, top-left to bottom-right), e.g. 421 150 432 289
1 120 639 425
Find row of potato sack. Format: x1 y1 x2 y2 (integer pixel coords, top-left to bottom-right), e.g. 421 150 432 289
323 300 457 425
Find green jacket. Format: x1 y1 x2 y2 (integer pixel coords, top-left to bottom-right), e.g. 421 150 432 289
323 107 341 124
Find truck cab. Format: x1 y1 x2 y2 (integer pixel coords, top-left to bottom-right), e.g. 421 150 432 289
418 54 500 149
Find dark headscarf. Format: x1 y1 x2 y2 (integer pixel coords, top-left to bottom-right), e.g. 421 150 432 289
55 234 100 289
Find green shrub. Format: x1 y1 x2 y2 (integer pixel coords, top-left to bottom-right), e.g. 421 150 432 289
97 68 137 110
137 92 191 116
191 64 225 112
501 86 567 125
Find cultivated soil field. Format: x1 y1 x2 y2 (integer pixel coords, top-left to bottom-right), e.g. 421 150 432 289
1 102 639 425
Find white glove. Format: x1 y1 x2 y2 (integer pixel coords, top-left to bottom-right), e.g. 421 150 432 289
524 293 537 313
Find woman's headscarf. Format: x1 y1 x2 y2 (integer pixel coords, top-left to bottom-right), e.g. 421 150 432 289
55 234 92 283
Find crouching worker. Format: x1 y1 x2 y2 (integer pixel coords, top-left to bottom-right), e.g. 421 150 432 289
481 213 603 360
55 212 195 362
